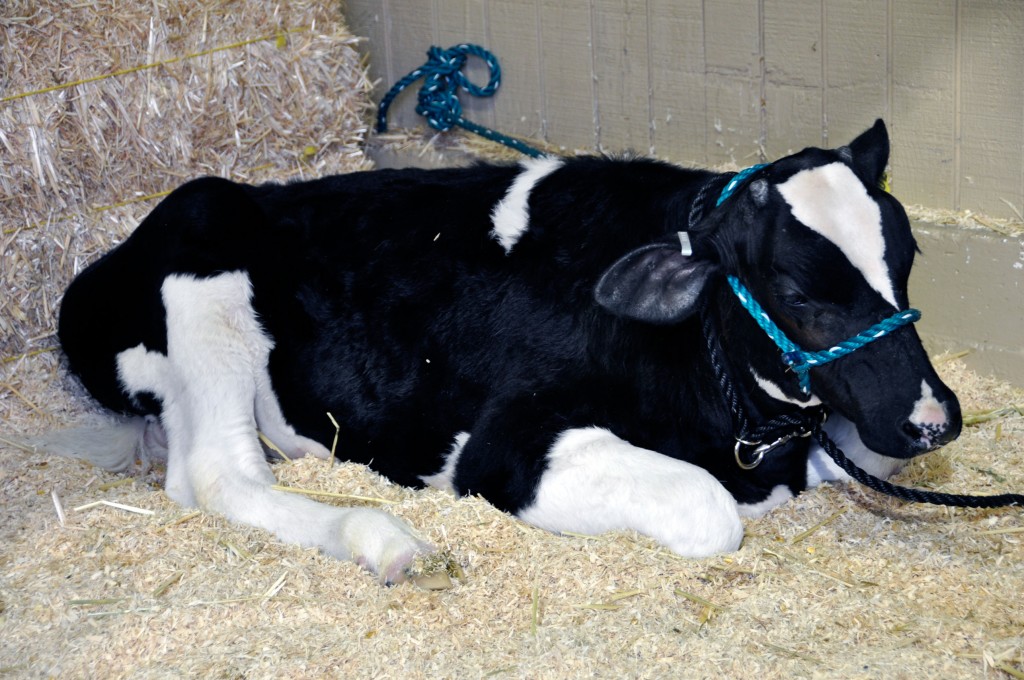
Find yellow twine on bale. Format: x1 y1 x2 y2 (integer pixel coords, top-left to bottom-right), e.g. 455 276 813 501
1 27 307 104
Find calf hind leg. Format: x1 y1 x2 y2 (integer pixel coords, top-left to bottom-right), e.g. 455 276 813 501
117 271 433 583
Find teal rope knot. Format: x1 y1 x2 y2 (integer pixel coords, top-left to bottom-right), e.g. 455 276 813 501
726 275 921 394
376 44 544 158
716 163 768 206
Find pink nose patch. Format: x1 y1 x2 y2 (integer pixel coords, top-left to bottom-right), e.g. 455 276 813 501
909 380 948 439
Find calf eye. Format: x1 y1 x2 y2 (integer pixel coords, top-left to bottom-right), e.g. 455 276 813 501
779 292 808 309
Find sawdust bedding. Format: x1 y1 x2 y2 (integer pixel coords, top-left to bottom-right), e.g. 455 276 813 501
2 351 1022 679
2 2 1023 678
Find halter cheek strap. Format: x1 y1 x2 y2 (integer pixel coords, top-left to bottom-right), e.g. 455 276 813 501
726 275 921 394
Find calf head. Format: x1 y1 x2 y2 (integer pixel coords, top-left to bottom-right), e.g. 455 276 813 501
597 120 961 459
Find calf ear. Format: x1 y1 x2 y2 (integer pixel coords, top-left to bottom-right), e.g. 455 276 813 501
595 243 717 324
843 118 889 187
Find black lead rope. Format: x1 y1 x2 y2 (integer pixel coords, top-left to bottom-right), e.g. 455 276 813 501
701 305 1023 509
810 424 1024 508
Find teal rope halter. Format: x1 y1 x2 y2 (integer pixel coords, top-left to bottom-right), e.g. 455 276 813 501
714 163 921 394
376 44 545 158
726 275 920 394
716 163 768 206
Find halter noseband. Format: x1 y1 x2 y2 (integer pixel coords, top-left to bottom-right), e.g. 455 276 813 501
700 163 922 395
726 276 920 394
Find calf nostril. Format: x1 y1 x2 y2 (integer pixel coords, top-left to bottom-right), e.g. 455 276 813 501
902 420 923 441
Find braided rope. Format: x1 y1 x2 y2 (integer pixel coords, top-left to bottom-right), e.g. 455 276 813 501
702 304 825 465
704 302 1023 508
726 275 920 393
701 307 752 436
376 44 545 158
812 424 1023 508
715 163 769 206
698 167 1021 508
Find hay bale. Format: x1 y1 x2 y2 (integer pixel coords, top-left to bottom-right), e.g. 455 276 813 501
0 0 373 368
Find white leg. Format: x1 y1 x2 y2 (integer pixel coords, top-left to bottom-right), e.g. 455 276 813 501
117 344 195 507
253 360 331 460
420 431 470 493
517 427 744 557
117 272 432 582
737 485 794 518
806 414 906 487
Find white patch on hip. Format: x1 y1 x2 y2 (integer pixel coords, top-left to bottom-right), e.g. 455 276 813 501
490 156 564 253
517 427 744 557
750 369 823 407
420 431 470 493
777 162 897 307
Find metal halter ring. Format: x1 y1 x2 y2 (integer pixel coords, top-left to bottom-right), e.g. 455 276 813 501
733 417 824 471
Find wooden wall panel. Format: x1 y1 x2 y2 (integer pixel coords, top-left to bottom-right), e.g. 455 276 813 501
890 0 956 207
958 0 1024 218
488 0 545 139
647 0 705 162
823 0 888 148
703 1 762 166
536 0 596 150
591 0 651 153
346 0 1024 218
763 0 822 157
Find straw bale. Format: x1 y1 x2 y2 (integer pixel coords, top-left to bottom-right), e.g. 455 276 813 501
1 0 373 361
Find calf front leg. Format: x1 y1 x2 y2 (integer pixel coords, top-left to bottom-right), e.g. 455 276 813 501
445 395 744 557
519 427 744 557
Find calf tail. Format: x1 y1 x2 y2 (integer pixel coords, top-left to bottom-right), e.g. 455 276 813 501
1 416 168 474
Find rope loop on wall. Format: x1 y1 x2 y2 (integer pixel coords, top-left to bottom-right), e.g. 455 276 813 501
376 44 545 158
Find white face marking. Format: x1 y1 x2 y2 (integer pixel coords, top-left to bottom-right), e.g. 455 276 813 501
737 484 793 518
777 162 898 308
908 380 948 443
420 431 470 493
517 427 744 557
750 369 823 407
490 156 564 253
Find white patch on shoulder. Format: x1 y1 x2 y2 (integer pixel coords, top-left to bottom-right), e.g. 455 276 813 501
490 156 564 253
805 414 905 487
777 162 897 307
517 427 744 557
737 484 793 518
420 431 470 493
750 369 823 407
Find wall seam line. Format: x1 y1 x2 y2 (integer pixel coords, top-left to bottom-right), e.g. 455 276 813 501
953 0 963 211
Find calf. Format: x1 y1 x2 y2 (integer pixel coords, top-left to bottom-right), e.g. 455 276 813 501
57 120 960 583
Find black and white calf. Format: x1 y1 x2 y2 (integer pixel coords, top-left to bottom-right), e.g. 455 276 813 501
57 120 960 582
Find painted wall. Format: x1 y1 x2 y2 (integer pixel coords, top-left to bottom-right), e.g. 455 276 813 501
345 0 1024 221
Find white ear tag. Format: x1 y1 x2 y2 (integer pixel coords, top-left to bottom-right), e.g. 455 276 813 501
678 231 693 257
